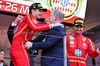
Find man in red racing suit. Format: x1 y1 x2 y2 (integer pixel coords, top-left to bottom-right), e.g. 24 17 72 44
66 18 100 66
10 3 55 66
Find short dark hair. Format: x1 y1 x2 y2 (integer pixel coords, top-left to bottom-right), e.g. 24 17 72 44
29 9 36 14
0 49 4 52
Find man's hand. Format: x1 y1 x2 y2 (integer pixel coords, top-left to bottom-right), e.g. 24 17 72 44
14 15 24 24
44 18 50 24
25 41 33 49
97 43 100 54
49 23 64 29
53 23 64 28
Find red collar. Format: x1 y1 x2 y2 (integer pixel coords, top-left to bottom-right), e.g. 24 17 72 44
30 14 40 24
72 32 82 37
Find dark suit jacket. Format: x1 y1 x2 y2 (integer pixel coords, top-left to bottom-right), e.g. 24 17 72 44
32 25 70 66
7 24 15 44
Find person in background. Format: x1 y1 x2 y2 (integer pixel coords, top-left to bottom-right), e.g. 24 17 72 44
10 3 60 66
25 9 70 66
0 49 7 66
66 18 100 66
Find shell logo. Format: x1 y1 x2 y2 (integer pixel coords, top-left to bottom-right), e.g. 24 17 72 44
69 41 75 44
48 0 81 20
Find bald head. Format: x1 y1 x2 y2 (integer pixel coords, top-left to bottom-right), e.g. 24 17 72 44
49 9 64 24
53 9 64 21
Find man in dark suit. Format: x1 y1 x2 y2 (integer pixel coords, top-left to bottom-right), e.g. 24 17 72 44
25 9 70 66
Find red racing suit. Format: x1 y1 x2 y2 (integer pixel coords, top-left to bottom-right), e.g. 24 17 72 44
10 14 50 66
67 32 99 66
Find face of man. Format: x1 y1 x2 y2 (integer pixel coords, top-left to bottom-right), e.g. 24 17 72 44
73 25 84 34
32 9 43 19
49 11 56 24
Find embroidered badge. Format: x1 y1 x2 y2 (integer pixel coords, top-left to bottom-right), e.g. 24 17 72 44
70 45 75 48
75 49 82 56
69 36 74 40
82 43 87 49
69 41 75 44
38 4 42 7
82 38 86 42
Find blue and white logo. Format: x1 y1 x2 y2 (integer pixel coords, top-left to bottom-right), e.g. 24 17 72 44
75 49 82 56
60 0 69 7
69 36 74 40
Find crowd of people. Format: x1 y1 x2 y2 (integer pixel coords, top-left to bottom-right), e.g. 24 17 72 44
1 2 100 66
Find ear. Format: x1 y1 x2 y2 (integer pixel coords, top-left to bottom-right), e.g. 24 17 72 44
31 9 35 14
55 15 57 20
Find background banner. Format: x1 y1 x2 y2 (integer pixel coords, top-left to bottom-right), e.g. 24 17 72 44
0 0 87 24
